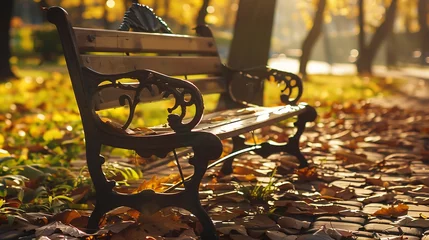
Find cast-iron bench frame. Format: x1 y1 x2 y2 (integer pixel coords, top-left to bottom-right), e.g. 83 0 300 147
47 5 317 239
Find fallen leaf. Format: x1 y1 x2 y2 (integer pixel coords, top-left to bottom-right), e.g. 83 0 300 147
53 209 81 225
35 221 93 238
266 230 297 240
362 192 395 204
217 224 248 236
338 209 368 217
277 216 310 230
373 203 409 217
394 215 429 228
295 167 318 181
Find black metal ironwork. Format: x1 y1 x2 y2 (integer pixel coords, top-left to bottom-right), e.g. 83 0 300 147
224 66 304 106
118 3 172 33
83 68 204 133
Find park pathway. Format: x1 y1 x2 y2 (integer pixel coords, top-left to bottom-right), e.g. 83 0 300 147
124 63 429 239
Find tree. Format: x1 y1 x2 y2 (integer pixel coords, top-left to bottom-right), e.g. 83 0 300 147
356 0 398 74
0 0 16 81
299 0 327 79
196 0 211 26
418 0 429 65
224 0 276 107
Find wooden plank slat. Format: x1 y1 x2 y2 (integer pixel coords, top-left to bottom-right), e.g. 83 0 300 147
149 104 308 140
74 27 218 54
94 77 226 110
82 55 222 75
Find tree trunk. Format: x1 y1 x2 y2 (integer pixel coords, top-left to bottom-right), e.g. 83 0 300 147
0 0 16 81
356 0 397 74
222 0 234 29
196 0 211 26
418 0 429 65
358 0 365 53
103 3 109 29
223 0 276 107
163 0 170 21
386 33 397 68
299 0 327 79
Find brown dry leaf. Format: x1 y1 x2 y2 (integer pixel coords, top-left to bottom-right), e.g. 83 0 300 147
209 206 244 221
394 215 429 228
362 192 395 204
212 191 246 203
272 201 315 211
35 221 94 238
136 174 181 192
415 196 429 204
335 149 373 165
53 210 81 225
277 216 310 230
69 186 90 203
103 221 135 233
235 215 277 229
314 205 348 215
325 227 356 240
344 162 372 171
335 188 355 200
274 181 295 190
200 115 227 123
366 177 385 186
233 164 262 176
138 210 190 237
295 167 318 181
201 183 236 191
319 186 337 198
217 224 248 236
384 165 412 175
418 177 429 187
373 203 409 217
339 209 368 217
318 174 341 182
232 174 257 182
266 230 297 240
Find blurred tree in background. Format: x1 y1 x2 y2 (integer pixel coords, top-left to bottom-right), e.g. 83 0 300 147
3 0 429 79
0 0 16 81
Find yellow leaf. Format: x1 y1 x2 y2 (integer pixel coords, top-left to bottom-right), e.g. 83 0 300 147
43 129 65 141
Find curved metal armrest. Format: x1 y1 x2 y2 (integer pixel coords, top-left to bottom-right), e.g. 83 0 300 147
82 67 204 133
223 65 304 105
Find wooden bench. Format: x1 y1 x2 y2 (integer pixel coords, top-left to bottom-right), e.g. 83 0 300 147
47 5 317 239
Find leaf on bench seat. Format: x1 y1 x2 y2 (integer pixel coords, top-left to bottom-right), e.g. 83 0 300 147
221 108 257 117
100 117 157 136
200 116 227 124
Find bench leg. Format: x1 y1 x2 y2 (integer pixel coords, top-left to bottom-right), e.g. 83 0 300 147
180 134 222 239
220 135 246 175
86 134 222 239
255 105 317 168
85 140 116 231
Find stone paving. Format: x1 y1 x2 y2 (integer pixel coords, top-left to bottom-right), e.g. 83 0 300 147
107 69 429 239
134 86 429 239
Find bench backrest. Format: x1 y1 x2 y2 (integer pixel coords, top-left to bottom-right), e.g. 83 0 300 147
48 7 227 116
75 27 227 110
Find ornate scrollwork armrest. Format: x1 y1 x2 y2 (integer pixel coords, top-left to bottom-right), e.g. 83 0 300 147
82 67 204 133
224 65 304 106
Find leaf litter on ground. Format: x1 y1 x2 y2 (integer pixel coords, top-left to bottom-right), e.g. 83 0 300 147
1 71 429 239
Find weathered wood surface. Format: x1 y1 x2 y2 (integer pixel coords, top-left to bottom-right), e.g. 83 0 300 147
81 55 222 75
74 27 218 54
